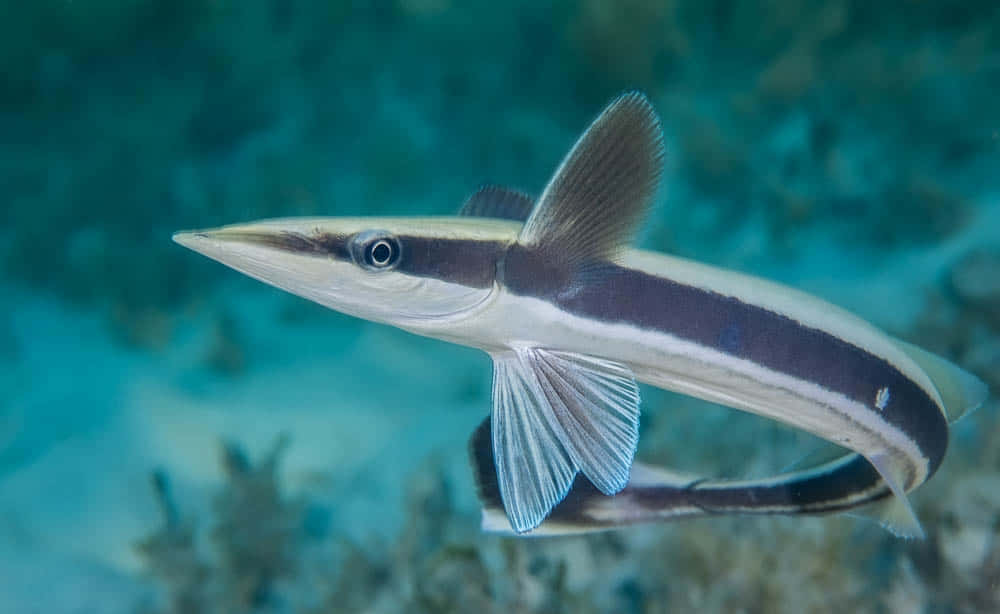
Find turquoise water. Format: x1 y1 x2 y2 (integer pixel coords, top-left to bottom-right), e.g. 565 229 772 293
1 2 998 612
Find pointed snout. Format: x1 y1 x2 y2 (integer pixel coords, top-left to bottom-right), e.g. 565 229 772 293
173 217 322 262
172 220 339 261
172 228 242 264
172 230 214 251
171 221 356 313
172 227 267 265
172 225 262 255
172 225 299 285
173 225 285 251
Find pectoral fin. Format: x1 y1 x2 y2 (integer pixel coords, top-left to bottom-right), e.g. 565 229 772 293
490 348 641 533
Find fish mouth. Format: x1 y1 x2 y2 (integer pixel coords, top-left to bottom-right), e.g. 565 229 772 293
171 230 208 249
171 226 343 300
173 229 240 254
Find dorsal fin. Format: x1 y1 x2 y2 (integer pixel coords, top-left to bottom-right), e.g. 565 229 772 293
518 91 664 269
459 185 535 221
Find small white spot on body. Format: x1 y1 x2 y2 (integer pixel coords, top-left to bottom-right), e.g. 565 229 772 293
875 386 890 411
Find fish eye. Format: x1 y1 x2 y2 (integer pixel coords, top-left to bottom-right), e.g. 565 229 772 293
350 231 401 270
368 239 397 267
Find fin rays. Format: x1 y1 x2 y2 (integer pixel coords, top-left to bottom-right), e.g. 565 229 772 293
490 348 640 533
459 185 535 221
534 351 641 494
519 91 664 268
492 353 578 534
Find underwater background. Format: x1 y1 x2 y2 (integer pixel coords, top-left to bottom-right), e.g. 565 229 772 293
1 1 999 612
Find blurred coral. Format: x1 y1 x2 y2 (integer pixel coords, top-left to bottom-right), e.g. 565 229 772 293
136 415 1000 613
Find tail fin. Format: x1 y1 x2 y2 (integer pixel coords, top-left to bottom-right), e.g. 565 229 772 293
895 339 989 423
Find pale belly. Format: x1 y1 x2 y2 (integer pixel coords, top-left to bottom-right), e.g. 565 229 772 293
457 287 933 491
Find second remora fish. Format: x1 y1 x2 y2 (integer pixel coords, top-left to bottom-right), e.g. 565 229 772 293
174 92 987 536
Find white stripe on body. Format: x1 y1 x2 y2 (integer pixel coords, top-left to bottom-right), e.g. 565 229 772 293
462 290 931 492
622 249 944 413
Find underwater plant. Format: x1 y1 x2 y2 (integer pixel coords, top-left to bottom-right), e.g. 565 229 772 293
133 408 1000 614
136 436 309 614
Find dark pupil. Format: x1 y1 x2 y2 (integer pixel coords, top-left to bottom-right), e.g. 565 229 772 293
370 241 392 265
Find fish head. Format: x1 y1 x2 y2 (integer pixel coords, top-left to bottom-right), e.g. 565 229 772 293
173 216 519 333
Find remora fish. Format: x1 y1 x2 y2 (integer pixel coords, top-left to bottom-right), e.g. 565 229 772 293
174 92 987 536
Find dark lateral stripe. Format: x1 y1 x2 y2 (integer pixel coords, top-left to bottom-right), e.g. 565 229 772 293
471 418 888 530
235 230 507 289
506 261 948 476
681 455 886 514
469 418 504 510
396 236 506 289
557 456 886 528
226 230 351 259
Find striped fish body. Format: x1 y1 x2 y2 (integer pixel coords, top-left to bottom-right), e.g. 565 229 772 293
462 246 948 494
468 419 894 535
175 93 986 536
